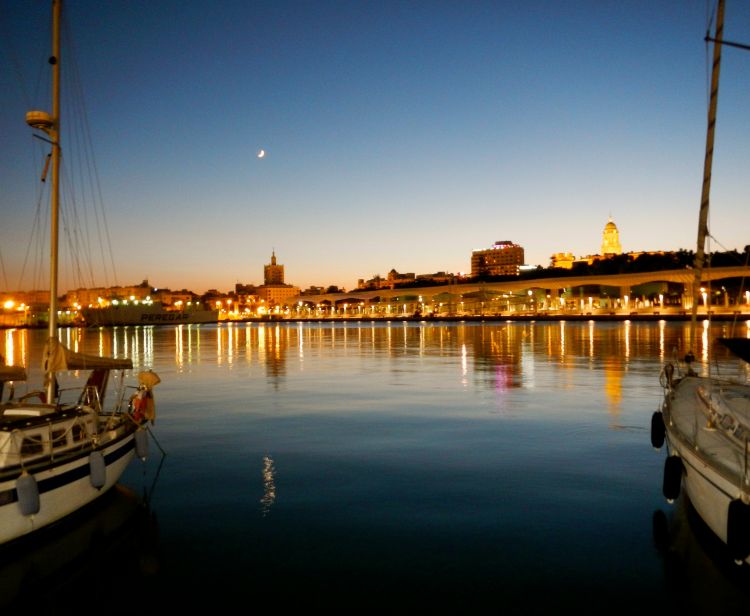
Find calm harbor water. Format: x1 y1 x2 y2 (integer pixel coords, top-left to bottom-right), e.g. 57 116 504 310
2 319 750 612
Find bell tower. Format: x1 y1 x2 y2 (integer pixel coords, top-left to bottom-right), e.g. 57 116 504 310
264 250 285 285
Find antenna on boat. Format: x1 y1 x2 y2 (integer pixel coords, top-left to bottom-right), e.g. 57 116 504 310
25 0 61 402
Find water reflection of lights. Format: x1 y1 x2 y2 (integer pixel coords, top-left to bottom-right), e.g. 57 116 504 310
175 325 183 368
4 329 19 366
520 331 535 388
559 320 565 359
702 319 710 363
624 320 631 359
658 319 666 361
258 325 266 363
260 455 276 516
603 356 623 419
461 343 468 386
227 323 234 366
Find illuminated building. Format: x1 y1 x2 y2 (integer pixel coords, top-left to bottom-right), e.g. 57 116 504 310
264 251 284 285
257 251 299 305
471 241 525 277
551 218 624 268
601 217 622 256
550 252 576 269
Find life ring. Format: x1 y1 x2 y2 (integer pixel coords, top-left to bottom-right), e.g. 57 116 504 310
130 391 147 424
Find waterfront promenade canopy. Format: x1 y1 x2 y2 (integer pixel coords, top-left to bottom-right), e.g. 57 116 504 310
292 266 750 305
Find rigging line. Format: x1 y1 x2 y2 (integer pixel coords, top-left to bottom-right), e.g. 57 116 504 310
705 233 747 261
705 36 750 52
0 5 48 112
60 162 90 290
63 113 97 289
62 14 118 288
59 18 95 291
17 149 50 292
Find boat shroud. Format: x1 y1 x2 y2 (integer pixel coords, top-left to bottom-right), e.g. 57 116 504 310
0 0 159 546
653 0 750 565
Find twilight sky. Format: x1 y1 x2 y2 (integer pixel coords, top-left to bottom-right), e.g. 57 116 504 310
1 0 749 294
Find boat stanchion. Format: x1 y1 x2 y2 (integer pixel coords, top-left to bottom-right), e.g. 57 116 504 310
651 411 665 449
662 456 682 503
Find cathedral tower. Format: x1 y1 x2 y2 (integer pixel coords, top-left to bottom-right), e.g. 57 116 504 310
264 250 285 285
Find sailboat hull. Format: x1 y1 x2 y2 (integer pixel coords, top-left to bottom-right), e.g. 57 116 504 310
662 374 750 563
0 428 137 545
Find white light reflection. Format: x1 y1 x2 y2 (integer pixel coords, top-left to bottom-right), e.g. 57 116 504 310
588 320 595 358
143 327 154 369
132 329 140 365
260 455 276 516
702 319 710 363
258 325 266 363
624 320 631 359
521 333 535 388
298 322 304 362
176 325 184 369
658 319 666 361
227 322 234 366
559 320 565 359
4 330 16 366
461 343 468 386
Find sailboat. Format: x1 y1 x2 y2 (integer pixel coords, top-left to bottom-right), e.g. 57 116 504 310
652 0 750 565
0 0 159 545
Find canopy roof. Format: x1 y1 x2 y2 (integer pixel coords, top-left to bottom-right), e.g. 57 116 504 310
43 339 132 372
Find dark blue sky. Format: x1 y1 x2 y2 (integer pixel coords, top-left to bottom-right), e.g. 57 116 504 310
2 1 749 293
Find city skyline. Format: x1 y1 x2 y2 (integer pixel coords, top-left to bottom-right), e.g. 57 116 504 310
2 1 750 294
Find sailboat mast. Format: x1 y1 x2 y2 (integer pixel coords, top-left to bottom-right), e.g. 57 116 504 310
690 0 724 357
46 0 61 401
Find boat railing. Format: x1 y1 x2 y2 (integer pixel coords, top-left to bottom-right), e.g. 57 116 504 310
75 384 103 413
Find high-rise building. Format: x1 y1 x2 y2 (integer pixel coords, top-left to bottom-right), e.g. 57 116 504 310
471 241 525 278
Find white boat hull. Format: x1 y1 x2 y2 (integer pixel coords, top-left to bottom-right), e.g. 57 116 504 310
0 431 136 545
661 374 750 564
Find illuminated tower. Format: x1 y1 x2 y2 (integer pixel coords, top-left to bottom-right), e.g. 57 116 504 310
264 250 284 285
601 218 622 256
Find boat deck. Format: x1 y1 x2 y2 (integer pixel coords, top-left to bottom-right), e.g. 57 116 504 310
667 375 750 489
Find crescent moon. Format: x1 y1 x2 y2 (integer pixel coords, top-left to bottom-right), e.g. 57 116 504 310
257 149 266 158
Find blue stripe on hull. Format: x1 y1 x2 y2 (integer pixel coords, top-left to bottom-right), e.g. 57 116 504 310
0 436 135 506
